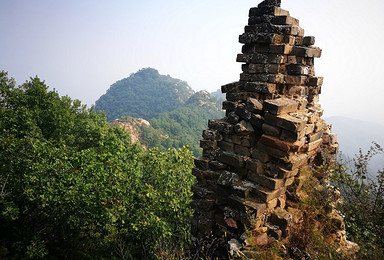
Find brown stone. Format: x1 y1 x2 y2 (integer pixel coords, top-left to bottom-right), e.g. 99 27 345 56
262 123 281 137
218 140 235 152
263 98 298 115
194 157 210 170
264 113 306 132
208 119 234 134
244 82 276 94
217 151 245 168
285 75 307 85
260 134 303 152
269 44 293 54
271 15 299 26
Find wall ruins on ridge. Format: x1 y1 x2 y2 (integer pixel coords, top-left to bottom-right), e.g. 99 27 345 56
191 0 357 257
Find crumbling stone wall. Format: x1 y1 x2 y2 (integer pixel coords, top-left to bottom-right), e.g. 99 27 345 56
191 0 342 253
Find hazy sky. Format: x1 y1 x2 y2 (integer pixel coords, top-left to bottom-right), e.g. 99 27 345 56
1 0 384 125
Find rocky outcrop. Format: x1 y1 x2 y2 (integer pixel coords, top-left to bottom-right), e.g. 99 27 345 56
191 0 356 257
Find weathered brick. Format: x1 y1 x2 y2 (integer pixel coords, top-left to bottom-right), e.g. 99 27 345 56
246 97 263 113
249 173 285 190
235 120 255 134
292 46 322 58
262 123 281 137
285 75 307 85
260 134 303 153
200 139 217 150
286 65 310 75
269 44 293 54
264 113 306 132
235 105 252 121
235 145 251 156
280 129 306 142
222 82 241 93
227 112 240 124
194 157 210 170
244 82 276 94
263 98 298 115
209 160 227 171
271 15 299 26
222 101 238 111
208 119 234 134
218 140 235 152
217 171 240 186
217 151 245 168
308 76 323 86
252 148 271 163
303 36 315 45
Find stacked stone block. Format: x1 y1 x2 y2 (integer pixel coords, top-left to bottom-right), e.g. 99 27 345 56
191 0 339 246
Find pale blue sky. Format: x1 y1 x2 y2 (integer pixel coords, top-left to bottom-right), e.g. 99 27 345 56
1 0 384 125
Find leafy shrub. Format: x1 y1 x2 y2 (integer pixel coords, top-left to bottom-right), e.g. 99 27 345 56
0 71 195 259
331 143 384 259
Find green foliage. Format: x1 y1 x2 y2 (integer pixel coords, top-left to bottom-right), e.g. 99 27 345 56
149 91 224 156
331 142 384 259
94 68 194 121
0 71 195 259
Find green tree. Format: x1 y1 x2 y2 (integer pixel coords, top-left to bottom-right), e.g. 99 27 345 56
331 142 384 259
0 71 195 259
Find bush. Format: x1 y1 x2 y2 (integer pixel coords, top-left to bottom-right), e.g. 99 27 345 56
331 143 384 259
0 71 195 259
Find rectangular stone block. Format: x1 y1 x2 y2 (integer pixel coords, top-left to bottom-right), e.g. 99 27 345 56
266 164 299 179
268 54 287 64
308 76 323 86
218 140 234 152
200 139 217 150
257 142 291 159
194 157 210 170
236 53 252 63
286 65 310 75
303 36 315 45
235 145 251 156
252 53 269 63
252 186 285 202
246 159 263 172
217 151 245 168
269 44 293 54
244 82 276 94
239 33 284 44
262 123 281 137
217 171 240 186
271 16 299 26
288 86 307 96
260 134 303 153
249 173 285 190
307 130 323 143
228 195 267 217
280 128 306 142
264 113 306 132
208 119 234 134
292 46 322 58
222 101 238 111
202 130 220 141
209 160 227 171
251 148 271 163
263 98 298 115
221 82 239 93
285 75 307 85
235 105 252 121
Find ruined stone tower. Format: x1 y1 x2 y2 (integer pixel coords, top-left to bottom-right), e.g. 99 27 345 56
191 0 343 254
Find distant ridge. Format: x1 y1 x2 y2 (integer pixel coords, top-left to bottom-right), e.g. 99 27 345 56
95 68 194 121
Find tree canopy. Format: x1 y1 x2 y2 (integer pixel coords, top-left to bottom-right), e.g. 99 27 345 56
0 71 195 259
94 68 195 121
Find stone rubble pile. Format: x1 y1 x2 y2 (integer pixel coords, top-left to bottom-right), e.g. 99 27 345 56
191 0 345 254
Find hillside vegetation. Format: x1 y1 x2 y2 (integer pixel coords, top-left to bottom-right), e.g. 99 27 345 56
0 71 195 259
94 68 194 121
96 69 224 156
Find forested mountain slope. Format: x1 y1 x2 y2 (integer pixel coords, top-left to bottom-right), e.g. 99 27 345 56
95 68 194 120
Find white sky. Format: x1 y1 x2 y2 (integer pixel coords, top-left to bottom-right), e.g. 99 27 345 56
1 0 384 125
